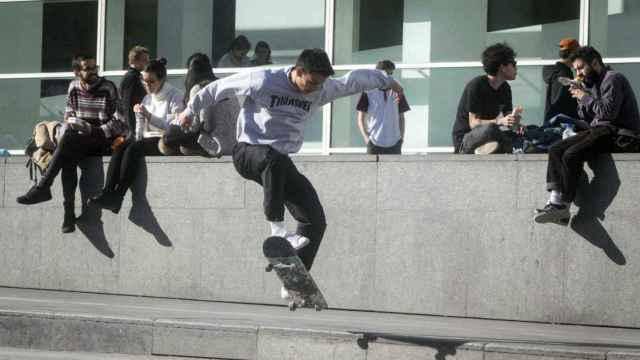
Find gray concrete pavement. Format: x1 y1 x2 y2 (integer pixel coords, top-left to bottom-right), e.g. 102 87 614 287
0 287 639 360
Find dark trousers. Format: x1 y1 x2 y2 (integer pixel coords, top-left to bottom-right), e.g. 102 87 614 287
546 126 615 203
104 137 161 197
232 142 327 270
458 123 513 154
367 139 402 155
39 130 110 198
163 125 201 149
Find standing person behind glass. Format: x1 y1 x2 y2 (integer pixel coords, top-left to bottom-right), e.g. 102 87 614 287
91 58 183 213
356 60 410 155
543 38 580 126
16 53 126 233
183 53 240 157
217 35 251 68
452 43 522 154
251 41 273 66
120 46 150 135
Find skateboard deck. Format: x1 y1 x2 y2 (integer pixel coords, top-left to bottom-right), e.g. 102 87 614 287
263 236 328 311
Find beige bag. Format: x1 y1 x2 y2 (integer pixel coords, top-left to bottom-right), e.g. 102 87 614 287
25 121 61 182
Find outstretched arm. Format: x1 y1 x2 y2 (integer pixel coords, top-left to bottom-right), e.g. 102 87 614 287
179 71 253 128
319 69 402 106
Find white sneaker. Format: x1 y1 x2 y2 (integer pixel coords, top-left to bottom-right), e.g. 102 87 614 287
197 133 222 158
281 286 292 301
285 232 310 250
474 141 499 154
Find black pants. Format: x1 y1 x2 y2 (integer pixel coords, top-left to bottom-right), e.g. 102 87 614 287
39 130 110 204
546 126 615 203
104 137 161 197
367 139 402 155
232 142 326 270
458 123 514 154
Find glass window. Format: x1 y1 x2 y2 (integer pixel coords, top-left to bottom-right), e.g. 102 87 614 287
0 1 97 74
334 0 580 65
105 0 326 71
330 69 428 149
589 0 640 58
428 65 548 148
0 78 71 149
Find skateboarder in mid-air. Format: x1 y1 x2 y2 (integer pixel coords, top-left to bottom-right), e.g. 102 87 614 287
178 48 403 300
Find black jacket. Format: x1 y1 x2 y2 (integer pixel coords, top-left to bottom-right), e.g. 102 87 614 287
119 67 147 136
542 62 578 125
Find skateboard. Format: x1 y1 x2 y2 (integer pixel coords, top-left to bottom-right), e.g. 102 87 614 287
263 236 328 311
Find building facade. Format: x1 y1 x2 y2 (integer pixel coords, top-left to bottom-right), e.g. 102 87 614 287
1 0 639 153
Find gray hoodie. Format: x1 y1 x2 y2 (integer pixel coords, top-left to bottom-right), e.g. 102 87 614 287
184 66 392 154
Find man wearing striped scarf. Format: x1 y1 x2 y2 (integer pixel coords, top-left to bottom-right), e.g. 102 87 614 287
17 53 127 233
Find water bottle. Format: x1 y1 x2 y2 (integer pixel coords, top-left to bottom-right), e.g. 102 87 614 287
562 123 576 140
0 148 10 157
135 112 145 141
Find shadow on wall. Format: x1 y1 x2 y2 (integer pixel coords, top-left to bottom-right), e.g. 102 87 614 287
74 157 172 258
571 153 626 265
74 157 113 258
128 159 172 247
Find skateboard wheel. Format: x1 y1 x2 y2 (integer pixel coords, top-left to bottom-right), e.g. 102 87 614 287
265 264 273 272
288 302 297 311
315 305 322 312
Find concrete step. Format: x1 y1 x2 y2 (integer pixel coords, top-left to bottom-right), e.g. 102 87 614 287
0 347 191 360
0 287 639 360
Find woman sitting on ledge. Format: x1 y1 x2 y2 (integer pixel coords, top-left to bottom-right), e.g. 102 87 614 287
90 58 183 213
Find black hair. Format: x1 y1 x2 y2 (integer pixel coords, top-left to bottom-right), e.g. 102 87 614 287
482 43 517 76
295 48 334 77
229 35 251 52
71 52 96 72
570 46 604 67
559 48 575 60
254 41 272 64
143 58 168 80
376 60 395 71
184 53 217 105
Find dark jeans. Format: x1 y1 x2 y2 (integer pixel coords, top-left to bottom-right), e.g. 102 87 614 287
546 126 615 203
162 125 201 150
367 139 402 155
232 142 327 270
39 130 110 200
458 123 514 154
104 137 161 197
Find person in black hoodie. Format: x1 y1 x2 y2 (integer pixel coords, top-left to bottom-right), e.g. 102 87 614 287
120 46 150 136
542 38 580 126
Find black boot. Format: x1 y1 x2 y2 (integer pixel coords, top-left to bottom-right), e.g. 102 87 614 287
89 190 123 214
17 185 52 205
62 204 76 233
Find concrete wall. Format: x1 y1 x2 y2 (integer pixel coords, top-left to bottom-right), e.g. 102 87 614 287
1 154 640 328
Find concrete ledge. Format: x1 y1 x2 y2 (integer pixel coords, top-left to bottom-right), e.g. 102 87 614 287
2 155 640 327
485 343 605 359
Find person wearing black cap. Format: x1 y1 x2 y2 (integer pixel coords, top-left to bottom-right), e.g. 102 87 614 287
542 38 580 126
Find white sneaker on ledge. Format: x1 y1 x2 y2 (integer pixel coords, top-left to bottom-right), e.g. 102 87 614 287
284 232 310 250
281 286 292 300
474 141 499 154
